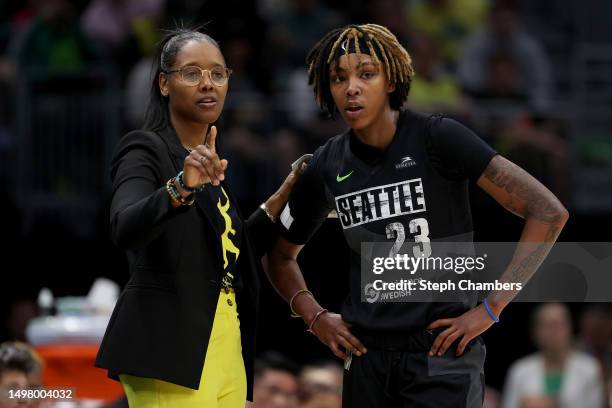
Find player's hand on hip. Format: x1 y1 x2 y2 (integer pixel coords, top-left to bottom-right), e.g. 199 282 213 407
183 125 228 187
310 312 367 359
427 305 494 357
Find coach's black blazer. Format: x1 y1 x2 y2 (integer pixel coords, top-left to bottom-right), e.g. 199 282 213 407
95 125 274 400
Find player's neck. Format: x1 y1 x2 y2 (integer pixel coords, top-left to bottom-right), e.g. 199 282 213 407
170 111 209 149
352 108 399 151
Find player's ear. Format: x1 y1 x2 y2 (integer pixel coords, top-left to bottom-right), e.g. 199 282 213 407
387 80 396 93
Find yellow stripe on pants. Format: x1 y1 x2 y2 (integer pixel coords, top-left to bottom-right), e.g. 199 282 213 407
119 290 247 407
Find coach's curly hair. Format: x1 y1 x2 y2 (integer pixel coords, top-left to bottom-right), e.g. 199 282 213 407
306 24 415 117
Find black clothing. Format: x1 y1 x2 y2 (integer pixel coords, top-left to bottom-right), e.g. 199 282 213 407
95 125 274 400
279 109 497 332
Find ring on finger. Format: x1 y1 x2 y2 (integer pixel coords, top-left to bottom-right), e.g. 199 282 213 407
199 156 207 163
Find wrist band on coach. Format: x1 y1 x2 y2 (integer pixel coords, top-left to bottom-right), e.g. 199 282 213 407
177 170 207 194
289 289 314 318
307 309 328 334
166 177 194 206
483 298 500 323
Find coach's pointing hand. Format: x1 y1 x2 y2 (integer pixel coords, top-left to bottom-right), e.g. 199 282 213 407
183 125 228 188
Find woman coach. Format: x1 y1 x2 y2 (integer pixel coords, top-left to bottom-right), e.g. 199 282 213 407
95 28 304 407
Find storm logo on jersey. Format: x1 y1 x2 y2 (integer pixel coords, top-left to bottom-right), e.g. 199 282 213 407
335 178 426 229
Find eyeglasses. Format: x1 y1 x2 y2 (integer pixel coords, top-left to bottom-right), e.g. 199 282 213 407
164 65 232 87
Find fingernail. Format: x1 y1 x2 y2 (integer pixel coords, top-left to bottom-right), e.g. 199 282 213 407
438 352 443 356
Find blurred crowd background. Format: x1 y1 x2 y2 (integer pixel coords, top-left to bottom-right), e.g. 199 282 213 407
0 0 611 407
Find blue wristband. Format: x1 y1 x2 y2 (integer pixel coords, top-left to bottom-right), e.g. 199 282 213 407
483 298 500 323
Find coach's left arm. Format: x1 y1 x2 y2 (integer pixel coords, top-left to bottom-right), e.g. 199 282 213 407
428 154 569 357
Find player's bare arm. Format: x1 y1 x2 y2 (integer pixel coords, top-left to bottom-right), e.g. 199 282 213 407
267 238 367 359
428 154 569 357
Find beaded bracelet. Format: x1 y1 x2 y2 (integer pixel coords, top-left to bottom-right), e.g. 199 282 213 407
177 171 206 194
166 177 194 206
307 309 328 334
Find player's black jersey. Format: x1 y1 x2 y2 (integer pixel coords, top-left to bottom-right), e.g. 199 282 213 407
279 109 497 332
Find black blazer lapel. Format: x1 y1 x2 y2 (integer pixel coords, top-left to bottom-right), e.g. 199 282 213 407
155 126 222 265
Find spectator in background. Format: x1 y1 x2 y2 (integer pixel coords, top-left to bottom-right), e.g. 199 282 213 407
494 113 570 203
16 0 97 74
81 0 164 57
502 303 604 408
407 31 464 116
283 67 320 129
298 361 342 408
0 342 43 408
577 304 612 407
253 352 299 408
458 0 552 111
407 0 488 66
124 55 154 128
482 51 525 102
5 300 38 344
484 386 501 408
366 0 409 44
222 35 267 129
264 0 343 90
81 0 164 79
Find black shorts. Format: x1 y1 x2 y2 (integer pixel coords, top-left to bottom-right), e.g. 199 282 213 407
342 328 486 408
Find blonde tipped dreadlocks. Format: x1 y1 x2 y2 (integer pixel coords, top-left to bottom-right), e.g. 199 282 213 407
306 24 415 116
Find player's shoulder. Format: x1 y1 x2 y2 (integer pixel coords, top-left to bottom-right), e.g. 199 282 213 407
396 109 445 138
310 129 350 167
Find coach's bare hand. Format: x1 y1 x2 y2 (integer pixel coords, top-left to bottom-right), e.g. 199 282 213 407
264 155 311 218
427 305 495 357
183 126 228 188
264 161 308 218
310 312 367 359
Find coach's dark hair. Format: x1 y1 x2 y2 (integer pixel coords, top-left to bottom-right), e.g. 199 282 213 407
306 24 415 117
143 28 220 131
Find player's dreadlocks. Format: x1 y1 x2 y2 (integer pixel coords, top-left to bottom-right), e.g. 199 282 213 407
306 24 415 117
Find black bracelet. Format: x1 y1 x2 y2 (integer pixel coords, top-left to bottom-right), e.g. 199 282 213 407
166 178 194 206
177 171 207 194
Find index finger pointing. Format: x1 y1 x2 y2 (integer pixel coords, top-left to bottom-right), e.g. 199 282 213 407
207 125 217 152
